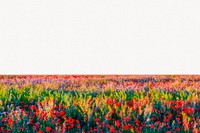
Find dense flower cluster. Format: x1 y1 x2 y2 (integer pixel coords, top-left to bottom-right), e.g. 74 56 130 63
0 75 200 133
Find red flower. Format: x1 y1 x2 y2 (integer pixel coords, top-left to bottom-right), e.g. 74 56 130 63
2 118 6 123
150 117 154 121
150 124 154 128
102 122 105 127
188 108 194 114
110 126 115 132
59 111 65 116
115 102 121 107
37 130 43 133
46 127 51 132
115 120 120 127
164 117 168 123
76 120 80 124
94 118 99 122
106 117 111 121
176 128 180 131
30 105 36 110
136 122 140 126
70 123 74 128
107 98 113 105
166 131 171 133
8 118 13 126
126 117 131 121
106 124 110 128
77 125 81 129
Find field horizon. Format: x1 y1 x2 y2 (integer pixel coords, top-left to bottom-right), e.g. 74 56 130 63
0 75 199 133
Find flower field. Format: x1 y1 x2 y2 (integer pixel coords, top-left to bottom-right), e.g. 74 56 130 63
0 75 200 133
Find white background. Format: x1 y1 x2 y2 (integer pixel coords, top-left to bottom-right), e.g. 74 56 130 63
0 0 200 74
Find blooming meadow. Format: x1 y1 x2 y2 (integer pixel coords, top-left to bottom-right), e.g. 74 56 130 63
0 75 200 133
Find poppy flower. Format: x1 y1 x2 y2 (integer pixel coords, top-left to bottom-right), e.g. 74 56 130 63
8 118 13 126
46 127 51 132
106 98 113 105
150 124 154 128
59 111 65 116
77 125 81 129
76 120 80 124
94 118 99 122
115 120 120 127
2 118 6 123
37 130 43 133
176 128 180 131
110 126 115 132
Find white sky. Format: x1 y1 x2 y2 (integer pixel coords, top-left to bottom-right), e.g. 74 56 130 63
0 0 200 74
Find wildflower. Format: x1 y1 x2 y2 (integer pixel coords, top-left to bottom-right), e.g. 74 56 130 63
150 117 154 121
2 118 6 122
176 128 180 131
94 118 99 122
76 120 80 124
37 130 43 133
59 111 65 116
176 117 180 121
150 124 154 128
107 98 113 105
8 118 13 126
110 126 115 132
46 127 51 132
115 120 120 127
77 125 81 129
126 117 131 121
115 102 121 107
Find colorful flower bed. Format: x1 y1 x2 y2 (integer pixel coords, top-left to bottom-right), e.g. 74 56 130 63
0 75 200 133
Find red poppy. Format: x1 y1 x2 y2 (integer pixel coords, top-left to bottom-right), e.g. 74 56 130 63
59 111 65 116
115 102 121 107
176 117 180 121
176 128 180 131
46 127 51 132
110 126 115 132
76 120 80 124
150 117 154 121
77 125 81 129
126 117 131 121
94 118 99 122
188 108 194 114
70 123 74 128
2 118 6 123
106 98 113 105
150 124 154 128
102 122 105 127
8 118 13 126
37 130 43 133
115 120 120 127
